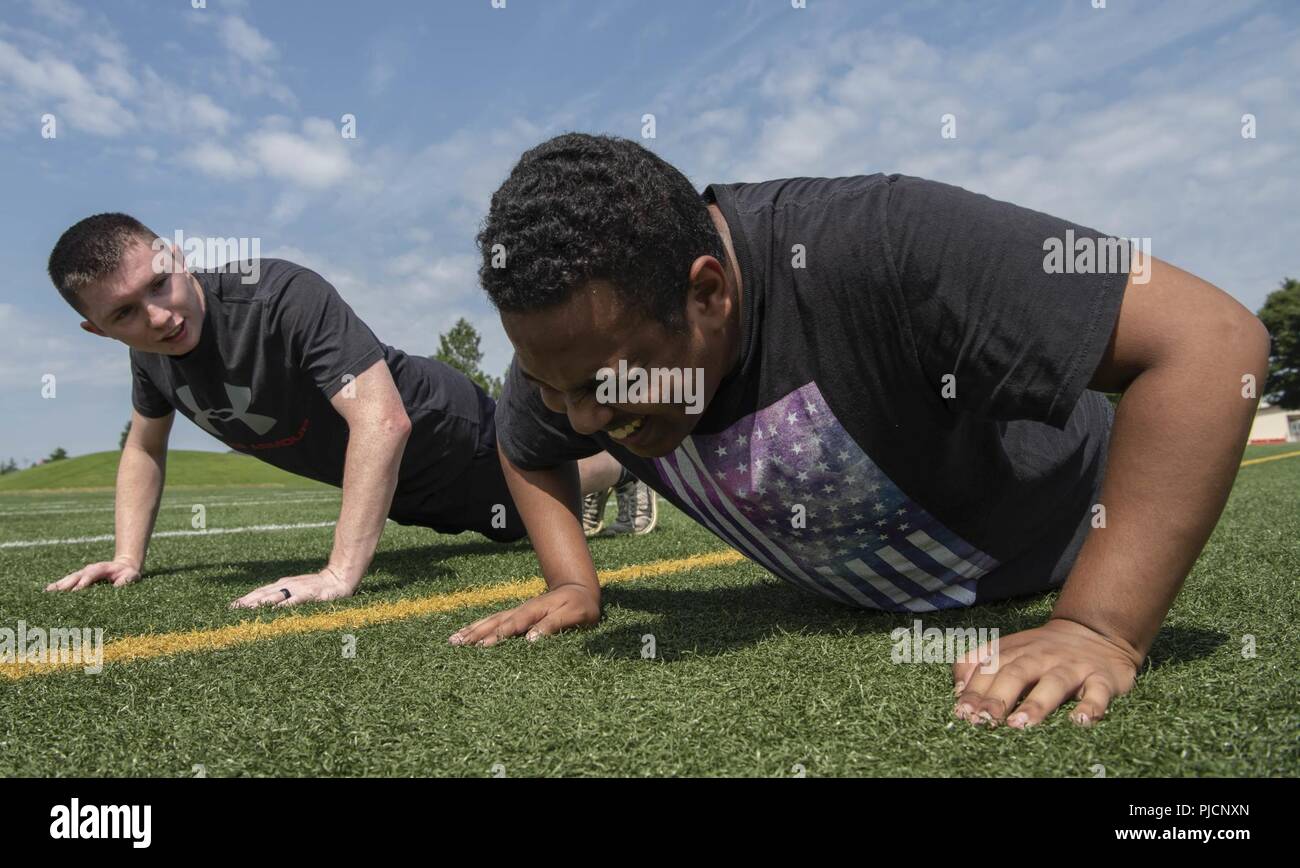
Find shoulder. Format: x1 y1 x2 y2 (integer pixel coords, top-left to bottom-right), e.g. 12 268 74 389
707 174 893 215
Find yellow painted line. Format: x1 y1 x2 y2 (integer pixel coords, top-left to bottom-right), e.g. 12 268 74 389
1240 449 1300 467
1 549 746 681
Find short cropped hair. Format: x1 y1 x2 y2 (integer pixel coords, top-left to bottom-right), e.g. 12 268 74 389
48 213 160 315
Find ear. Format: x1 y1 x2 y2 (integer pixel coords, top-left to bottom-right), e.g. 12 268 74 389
686 255 730 321
80 320 108 337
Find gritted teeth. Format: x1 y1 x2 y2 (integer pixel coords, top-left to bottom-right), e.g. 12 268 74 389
607 416 645 440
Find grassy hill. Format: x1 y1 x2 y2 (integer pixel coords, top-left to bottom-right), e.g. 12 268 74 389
0 450 332 492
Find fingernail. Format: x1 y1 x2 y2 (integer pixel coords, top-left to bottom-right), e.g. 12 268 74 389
1008 712 1029 728
955 703 973 719
1073 712 1091 726
526 631 539 642
977 710 995 727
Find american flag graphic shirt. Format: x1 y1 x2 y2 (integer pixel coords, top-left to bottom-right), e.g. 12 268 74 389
651 381 999 611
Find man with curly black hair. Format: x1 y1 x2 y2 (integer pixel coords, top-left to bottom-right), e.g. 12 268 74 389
449 132 1269 731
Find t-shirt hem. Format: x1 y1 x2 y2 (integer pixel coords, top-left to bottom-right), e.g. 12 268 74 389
318 345 385 399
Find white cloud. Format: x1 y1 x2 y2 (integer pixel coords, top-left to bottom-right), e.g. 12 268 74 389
181 142 256 179
218 15 277 65
249 117 353 189
206 13 294 105
0 38 135 136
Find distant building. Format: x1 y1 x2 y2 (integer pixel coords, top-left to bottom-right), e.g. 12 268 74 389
1249 403 1300 444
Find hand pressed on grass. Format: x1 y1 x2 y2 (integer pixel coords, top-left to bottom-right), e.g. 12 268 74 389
951 617 1143 729
45 556 142 592
229 566 357 609
448 584 600 647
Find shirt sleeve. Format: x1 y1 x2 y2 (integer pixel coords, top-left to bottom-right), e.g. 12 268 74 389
129 350 174 418
495 355 604 470
268 267 386 399
884 174 1128 428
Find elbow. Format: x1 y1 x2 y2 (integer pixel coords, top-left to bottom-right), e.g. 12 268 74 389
1248 316 1271 376
363 408 411 442
386 409 413 440
1230 311 1271 379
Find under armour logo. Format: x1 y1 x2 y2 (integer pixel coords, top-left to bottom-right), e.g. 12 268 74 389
175 384 277 436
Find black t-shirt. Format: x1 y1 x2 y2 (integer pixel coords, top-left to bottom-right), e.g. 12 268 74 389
130 259 490 510
496 174 1127 610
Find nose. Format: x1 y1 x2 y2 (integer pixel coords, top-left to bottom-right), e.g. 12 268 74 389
146 303 171 331
566 394 614 437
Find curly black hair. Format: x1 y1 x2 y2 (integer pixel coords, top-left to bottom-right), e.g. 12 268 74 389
476 133 724 332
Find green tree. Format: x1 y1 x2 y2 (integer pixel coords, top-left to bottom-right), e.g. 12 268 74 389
0 458 17 475
434 318 503 399
119 419 132 449
47 447 68 462
1258 277 1300 408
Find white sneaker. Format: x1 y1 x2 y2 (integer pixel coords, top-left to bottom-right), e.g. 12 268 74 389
608 478 657 535
582 486 613 537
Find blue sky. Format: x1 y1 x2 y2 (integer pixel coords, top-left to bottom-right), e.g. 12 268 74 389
1 0 1297 463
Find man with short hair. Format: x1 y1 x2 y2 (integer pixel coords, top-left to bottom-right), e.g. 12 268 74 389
43 212 650 608
449 133 1269 730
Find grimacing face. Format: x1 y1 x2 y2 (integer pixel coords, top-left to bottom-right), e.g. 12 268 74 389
501 260 739 459
79 238 206 356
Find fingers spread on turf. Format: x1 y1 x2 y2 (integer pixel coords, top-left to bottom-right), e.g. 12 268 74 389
230 584 285 609
451 612 514 648
951 636 1001 695
968 660 1039 727
46 570 84 592
1071 674 1114 727
953 646 1023 722
449 616 492 646
525 609 568 642
71 565 111 591
1007 669 1075 729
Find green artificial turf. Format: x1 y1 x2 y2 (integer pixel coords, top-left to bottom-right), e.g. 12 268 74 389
0 451 1296 777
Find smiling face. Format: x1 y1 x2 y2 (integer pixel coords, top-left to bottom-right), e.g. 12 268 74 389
502 254 741 458
78 238 206 355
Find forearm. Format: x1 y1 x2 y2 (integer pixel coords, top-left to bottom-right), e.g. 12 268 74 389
112 445 166 570
500 448 600 599
1053 323 1268 660
328 418 410 584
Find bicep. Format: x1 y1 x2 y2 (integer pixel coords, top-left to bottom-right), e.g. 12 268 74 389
1088 255 1268 392
328 358 409 428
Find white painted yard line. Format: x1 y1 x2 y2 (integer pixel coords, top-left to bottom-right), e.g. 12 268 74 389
0 495 341 517
0 521 338 549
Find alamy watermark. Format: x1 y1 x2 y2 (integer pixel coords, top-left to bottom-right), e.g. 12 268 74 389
151 230 262 284
595 360 705 414
1 621 104 674
890 619 998 672
1043 231 1151 285
49 798 150 848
